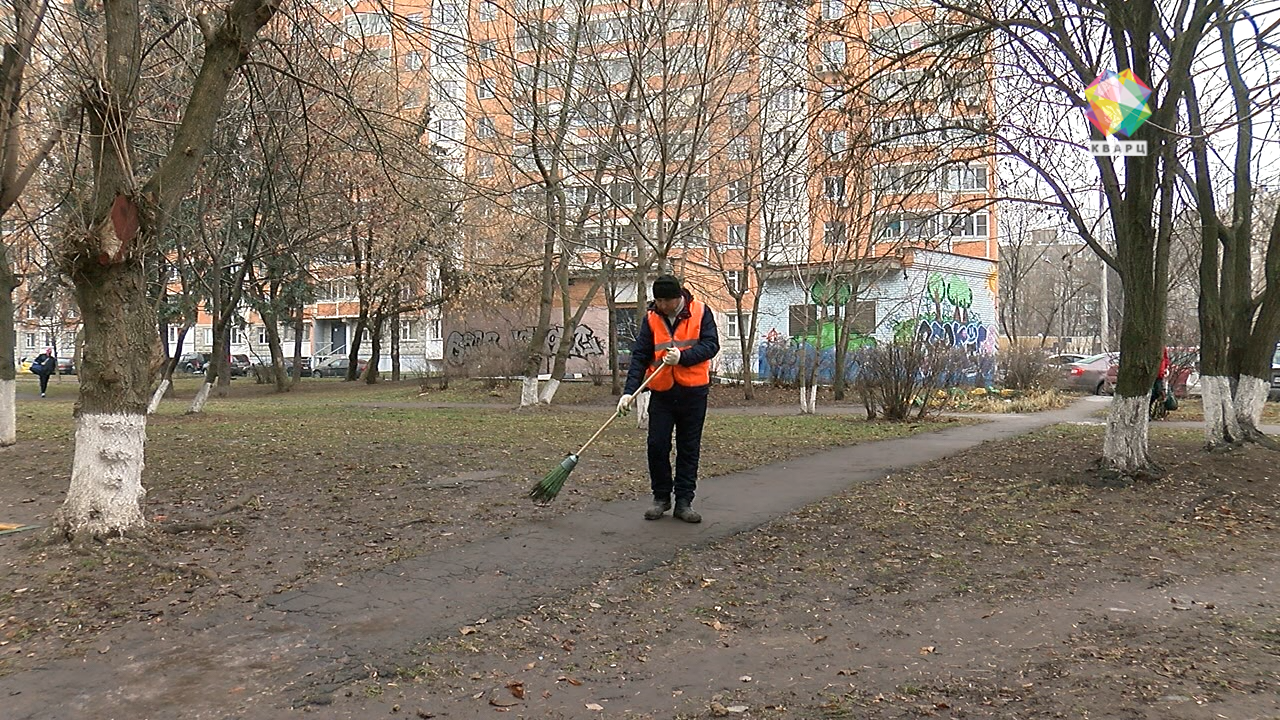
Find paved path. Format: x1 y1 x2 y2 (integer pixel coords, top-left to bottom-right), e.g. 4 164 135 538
2 398 1107 720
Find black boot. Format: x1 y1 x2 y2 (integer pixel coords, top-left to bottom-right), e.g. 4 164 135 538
673 500 701 523
644 498 672 520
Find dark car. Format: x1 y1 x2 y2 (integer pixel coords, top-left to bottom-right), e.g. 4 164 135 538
312 357 369 378
1103 349 1195 398
229 354 252 377
1057 352 1118 394
1046 353 1087 367
179 353 208 373
56 357 76 375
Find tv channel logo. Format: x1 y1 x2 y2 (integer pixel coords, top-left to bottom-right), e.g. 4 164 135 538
1085 69 1152 156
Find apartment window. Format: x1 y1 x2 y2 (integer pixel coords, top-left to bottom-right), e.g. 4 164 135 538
725 223 747 247
476 155 495 178
820 41 846 70
727 136 748 160
823 130 847 157
822 84 845 108
823 220 847 246
726 270 748 294
168 326 182 344
432 2 462 25
230 327 245 345
823 176 846 203
729 179 750 203
427 318 443 340
477 39 497 60
778 175 805 201
346 11 390 37
404 50 423 71
946 211 989 237
404 90 422 108
406 12 425 31
876 164 934 193
726 311 750 339
477 77 496 99
479 0 498 21
881 213 940 239
258 326 270 344
477 116 497 138
870 22 930 57
24 332 35 349
774 88 800 111
399 320 417 341
943 165 988 191
727 93 749 124
822 0 844 19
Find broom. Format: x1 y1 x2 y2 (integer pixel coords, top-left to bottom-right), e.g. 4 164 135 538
528 364 668 503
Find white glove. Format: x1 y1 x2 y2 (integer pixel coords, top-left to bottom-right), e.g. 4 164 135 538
616 393 634 416
663 348 681 366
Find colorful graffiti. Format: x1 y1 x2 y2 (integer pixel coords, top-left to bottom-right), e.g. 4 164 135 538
895 271 998 384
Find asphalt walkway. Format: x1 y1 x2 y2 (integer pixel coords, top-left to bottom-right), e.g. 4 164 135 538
4 397 1107 720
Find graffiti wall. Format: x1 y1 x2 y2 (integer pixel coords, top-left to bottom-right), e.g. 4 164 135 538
753 250 999 385
444 306 612 376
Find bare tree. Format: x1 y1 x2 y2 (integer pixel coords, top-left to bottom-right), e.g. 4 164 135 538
52 0 281 541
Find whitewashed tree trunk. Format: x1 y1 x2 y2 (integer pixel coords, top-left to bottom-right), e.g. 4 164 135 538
635 391 650 427
799 383 817 414
0 379 14 447
1102 395 1151 474
188 381 213 414
1234 375 1268 434
56 413 147 537
520 376 539 407
1201 375 1243 447
147 379 170 415
538 378 560 404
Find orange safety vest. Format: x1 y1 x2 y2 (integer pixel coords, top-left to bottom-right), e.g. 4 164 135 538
645 299 711 391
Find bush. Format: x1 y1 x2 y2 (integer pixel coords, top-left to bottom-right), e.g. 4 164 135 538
855 340 971 420
1000 345 1054 390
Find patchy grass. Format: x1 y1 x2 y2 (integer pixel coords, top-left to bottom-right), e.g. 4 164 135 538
0 378 969 677
944 388 1073 414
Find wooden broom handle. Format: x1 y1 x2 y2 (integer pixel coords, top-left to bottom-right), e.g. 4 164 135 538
575 363 668 456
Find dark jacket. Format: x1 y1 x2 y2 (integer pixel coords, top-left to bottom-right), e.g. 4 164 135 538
623 289 719 395
31 353 55 377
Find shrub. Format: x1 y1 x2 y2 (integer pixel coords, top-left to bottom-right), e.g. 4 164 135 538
856 340 971 420
1000 345 1054 390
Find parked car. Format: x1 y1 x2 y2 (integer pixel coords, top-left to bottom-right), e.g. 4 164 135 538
1102 348 1196 398
1046 353 1087 367
178 352 208 373
1057 352 1119 394
56 357 75 375
1270 345 1280 400
229 354 252 377
312 356 369 378
283 357 313 378
14 356 32 373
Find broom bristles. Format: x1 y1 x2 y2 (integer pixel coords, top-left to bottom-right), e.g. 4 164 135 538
529 454 578 503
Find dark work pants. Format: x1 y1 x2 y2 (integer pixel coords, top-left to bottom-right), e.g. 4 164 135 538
646 385 709 503
38 372 50 394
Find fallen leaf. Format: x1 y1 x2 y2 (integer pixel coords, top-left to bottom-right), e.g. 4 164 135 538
739 675 752 682
460 626 477 636
813 635 828 644
507 681 525 700
557 676 583 686
920 646 936 655
727 705 749 713
585 702 605 711
710 701 729 717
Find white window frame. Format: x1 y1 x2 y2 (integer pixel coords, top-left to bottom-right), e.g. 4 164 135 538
477 77 496 99
726 223 747 247
476 155 495 178
943 165 988 192
479 0 498 21
404 50 423 71
725 311 749 340
726 270 748 294
427 318 443 341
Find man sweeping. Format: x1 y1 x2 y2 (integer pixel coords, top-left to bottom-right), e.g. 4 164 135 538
617 274 720 523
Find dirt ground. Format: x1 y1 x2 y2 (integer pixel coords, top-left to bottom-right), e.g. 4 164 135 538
0 376 958 680
325 424 1278 720
1 379 1275 720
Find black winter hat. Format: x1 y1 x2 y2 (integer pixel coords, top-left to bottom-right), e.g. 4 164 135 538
652 274 682 299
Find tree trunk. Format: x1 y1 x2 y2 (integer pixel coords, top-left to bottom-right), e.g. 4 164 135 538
390 311 401 382
56 259 156 540
290 308 305 386
346 314 367 381
366 313 383 384
1102 395 1151 476
0 255 18 447
146 379 169 415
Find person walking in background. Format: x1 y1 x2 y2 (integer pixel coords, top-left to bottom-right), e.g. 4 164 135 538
616 275 720 523
31 347 55 397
